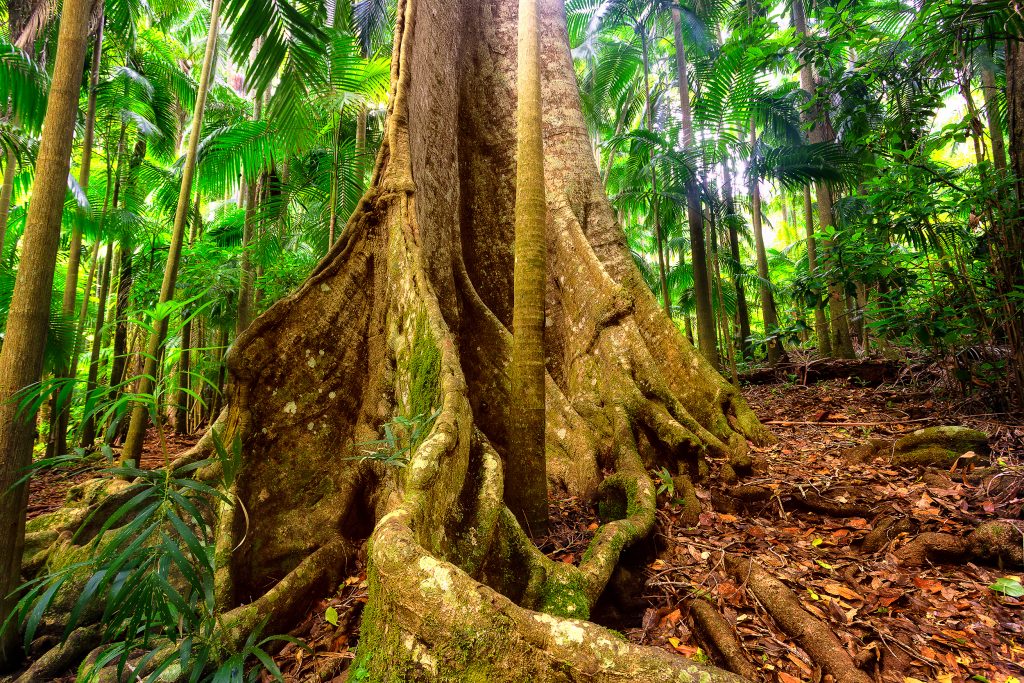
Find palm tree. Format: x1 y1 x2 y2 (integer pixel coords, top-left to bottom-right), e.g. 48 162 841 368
507 0 548 536
0 0 94 667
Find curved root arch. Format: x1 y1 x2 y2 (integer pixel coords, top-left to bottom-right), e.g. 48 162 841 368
209 0 766 679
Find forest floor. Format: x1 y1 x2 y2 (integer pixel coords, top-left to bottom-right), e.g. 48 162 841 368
21 372 1023 682
264 369 1024 683
26 431 201 520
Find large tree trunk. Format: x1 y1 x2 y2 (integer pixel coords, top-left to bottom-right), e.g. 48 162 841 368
192 0 768 679
0 0 93 668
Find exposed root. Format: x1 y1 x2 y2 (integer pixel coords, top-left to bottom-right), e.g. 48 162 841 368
687 598 759 680
671 474 701 527
223 540 355 649
895 532 966 566
897 521 1024 568
789 489 874 518
716 484 873 518
861 514 913 554
723 554 871 683
363 509 746 682
13 626 101 683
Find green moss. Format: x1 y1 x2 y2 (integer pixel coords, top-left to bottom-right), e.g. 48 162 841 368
408 315 441 418
537 572 591 620
597 498 625 523
606 628 628 641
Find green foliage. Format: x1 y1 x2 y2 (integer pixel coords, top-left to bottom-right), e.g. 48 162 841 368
0 40 49 137
989 577 1024 597
2 431 299 681
351 409 441 468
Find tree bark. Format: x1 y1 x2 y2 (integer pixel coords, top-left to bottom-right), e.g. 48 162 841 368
0 0 92 667
998 38 1024 404
122 0 223 463
79 244 114 449
203 0 766 677
672 8 718 367
981 56 1008 175
0 147 16 258
236 98 263 337
175 195 204 435
62 17 103 318
47 18 105 460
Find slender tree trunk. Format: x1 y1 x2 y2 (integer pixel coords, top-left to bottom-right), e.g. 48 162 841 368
750 123 786 365
672 8 717 366
327 115 342 246
356 105 368 188
237 98 263 335
723 161 751 359
982 56 1008 175
122 0 223 463
47 18 105 459
175 195 203 435
62 17 103 317
80 245 114 447
109 246 133 387
507 0 548 536
792 0 853 358
680 248 694 344
80 121 129 448
638 25 672 322
0 0 92 666
804 185 831 356
209 326 229 421
959 64 988 166
109 139 145 400
708 209 738 385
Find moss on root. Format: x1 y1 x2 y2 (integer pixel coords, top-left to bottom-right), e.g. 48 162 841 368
408 315 442 418
537 570 591 620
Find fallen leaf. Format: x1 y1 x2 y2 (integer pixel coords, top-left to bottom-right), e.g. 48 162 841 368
659 609 681 627
822 582 862 601
913 576 942 593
